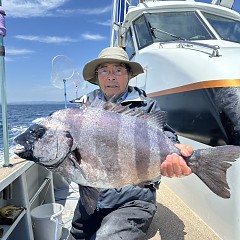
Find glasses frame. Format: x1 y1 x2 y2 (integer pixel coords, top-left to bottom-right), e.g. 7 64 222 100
96 63 130 77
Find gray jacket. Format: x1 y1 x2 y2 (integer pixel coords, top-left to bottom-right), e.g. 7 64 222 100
74 86 179 209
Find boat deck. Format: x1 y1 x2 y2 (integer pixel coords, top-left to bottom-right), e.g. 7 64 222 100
56 180 221 240
0 158 221 239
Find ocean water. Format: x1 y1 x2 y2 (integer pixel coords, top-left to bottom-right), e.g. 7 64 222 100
0 103 74 161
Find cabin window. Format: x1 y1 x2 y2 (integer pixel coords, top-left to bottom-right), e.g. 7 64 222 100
202 12 240 43
133 15 153 49
124 28 136 60
144 11 214 42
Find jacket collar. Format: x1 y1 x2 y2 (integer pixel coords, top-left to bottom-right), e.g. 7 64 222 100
121 86 147 103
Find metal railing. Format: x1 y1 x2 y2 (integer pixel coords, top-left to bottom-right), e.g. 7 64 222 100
178 40 221 57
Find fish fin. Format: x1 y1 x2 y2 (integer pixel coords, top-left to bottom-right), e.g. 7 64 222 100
103 100 167 129
104 100 131 113
144 110 167 129
79 186 99 215
82 96 167 129
189 145 240 198
86 95 109 108
69 148 82 165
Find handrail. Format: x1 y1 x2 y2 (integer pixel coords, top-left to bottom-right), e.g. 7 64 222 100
178 40 221 57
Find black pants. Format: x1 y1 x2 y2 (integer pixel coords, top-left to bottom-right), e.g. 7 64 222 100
67 199 157 240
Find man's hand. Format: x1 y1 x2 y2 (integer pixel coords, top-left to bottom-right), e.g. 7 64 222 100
161 144 193 177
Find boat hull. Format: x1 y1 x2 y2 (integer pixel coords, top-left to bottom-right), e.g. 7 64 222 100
130 46 240 146
148 85 240 146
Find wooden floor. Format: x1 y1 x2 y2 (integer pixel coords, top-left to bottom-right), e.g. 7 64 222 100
57 179 221 240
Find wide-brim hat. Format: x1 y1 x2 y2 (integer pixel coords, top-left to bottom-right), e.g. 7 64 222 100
82 47 144 85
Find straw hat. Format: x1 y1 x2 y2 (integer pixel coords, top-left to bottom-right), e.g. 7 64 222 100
82 47 144 85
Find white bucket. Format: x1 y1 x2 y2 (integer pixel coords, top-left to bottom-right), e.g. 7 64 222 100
31 203 64 240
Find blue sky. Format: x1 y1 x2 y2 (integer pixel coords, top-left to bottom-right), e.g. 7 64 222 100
1 0 112 103
1 0 240 103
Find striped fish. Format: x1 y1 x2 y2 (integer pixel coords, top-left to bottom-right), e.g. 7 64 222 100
14 100 240 214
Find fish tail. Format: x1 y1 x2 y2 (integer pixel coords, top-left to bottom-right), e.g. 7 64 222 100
188 145 240 198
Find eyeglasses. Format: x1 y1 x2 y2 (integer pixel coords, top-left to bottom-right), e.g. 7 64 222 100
97 66 128 77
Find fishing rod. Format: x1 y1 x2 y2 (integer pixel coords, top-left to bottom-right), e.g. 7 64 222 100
0 1 10 167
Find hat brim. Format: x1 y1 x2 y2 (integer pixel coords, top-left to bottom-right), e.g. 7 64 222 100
83 58 144 85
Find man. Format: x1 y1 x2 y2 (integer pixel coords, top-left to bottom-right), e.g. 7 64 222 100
68 47 192 240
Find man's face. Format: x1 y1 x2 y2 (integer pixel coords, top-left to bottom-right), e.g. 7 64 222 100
97 62 130 99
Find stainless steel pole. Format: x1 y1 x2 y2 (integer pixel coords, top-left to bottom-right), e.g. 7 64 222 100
0 1 10 166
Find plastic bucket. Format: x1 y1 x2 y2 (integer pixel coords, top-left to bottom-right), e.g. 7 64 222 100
31 203 64 240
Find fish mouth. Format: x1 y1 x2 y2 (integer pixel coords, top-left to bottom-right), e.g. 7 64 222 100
14 132 39 162
14 144 67 169
14 144 38 162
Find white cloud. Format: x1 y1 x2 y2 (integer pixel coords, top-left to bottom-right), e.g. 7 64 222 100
56 5 112 15
96 19 112 27
6 47 34 55
14 35 78 43
81 33 106 41
2 0 112 18
13 34 105 43
4 47 34 62
5 57 14 62
2 0 68 17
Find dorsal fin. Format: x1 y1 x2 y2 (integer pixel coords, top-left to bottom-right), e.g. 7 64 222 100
143 110 167 130
103 99 167 130
103 100 131 112
82 97 167 130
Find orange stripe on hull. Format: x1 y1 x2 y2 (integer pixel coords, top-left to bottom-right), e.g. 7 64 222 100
148 79 240 97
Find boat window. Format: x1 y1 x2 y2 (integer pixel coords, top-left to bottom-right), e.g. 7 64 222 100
202 12 240 43
133 15 153 49
124 28 136 60
145 11 214 42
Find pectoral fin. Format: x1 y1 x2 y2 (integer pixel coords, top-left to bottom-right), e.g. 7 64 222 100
79 186 99 215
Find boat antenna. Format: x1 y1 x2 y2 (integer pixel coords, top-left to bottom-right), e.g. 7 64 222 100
51 55 74 108
0 2 11 167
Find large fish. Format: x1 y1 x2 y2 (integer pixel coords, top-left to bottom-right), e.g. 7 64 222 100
14 100 240 214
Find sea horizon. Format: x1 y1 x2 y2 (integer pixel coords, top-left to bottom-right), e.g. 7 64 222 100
1 100 70 105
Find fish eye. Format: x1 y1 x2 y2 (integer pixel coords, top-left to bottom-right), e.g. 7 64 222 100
29 126 45 138
34 127 46 138
28 124 46 138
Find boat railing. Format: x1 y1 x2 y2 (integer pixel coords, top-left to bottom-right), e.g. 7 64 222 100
177 41 221 57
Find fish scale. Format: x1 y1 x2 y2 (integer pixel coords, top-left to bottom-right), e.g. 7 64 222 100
77 108 120 185
148 120 162 181
14 101 240 214
134 118 151 181
117 110 137 185
94 110 121 183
